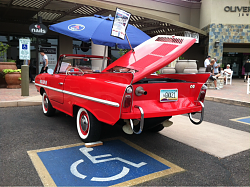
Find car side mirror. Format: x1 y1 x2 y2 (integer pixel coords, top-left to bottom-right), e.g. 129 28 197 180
48 69 54 75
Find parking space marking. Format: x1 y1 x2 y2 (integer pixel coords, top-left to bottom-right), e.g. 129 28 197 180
160 115 250 158
28 137 184 186
230 116 250 125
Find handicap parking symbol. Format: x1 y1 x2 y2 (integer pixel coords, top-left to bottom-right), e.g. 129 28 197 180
71 146 147 182
30 139 183 186
22 44 27 50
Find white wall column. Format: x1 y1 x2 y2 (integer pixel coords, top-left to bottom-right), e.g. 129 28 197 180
91 41 108 71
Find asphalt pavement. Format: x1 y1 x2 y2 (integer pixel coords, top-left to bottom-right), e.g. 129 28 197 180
0 101 249 186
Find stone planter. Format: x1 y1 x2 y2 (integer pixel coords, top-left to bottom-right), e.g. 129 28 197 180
206 76 224 89
183 67 198 73
175 60 188 73
5 72 21 89
0 62 17 71
198 67 206 73
161 67 176 74
175 60 197 73
0 62 17 88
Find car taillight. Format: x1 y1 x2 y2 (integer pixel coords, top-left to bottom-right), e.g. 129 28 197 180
123 95 131 108
122 86 133 113
198 84 207 102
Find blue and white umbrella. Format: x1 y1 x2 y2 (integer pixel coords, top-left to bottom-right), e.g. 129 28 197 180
49 14 150 49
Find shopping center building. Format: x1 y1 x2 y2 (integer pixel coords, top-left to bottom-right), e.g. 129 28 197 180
0 0 249 76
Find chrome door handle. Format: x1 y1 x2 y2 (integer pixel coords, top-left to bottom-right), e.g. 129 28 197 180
58 82 64 85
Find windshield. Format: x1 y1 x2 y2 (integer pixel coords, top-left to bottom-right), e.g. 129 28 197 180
55 55 111 74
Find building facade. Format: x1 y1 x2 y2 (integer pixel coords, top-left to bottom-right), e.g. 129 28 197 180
200 0 250 76
0 0 249 76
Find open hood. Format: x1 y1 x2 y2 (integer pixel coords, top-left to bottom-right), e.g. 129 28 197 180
103 35 196 83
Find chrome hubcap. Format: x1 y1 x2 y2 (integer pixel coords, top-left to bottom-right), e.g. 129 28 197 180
44 97 48 109
81 115 88 131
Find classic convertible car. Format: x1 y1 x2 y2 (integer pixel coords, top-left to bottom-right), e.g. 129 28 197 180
35 35 210 142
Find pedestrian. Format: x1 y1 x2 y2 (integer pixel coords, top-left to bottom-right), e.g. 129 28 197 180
213 57 221 76
206 59 220 90
244 59 250 82
23 59 34 83
39 49 48 74
204 55 211 68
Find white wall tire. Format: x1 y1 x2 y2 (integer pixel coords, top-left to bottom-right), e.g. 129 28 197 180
76 108 102 142
42 92 55 117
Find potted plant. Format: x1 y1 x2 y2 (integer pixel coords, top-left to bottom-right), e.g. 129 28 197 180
0 42 10 62
2 69 21 89
0 42 17 88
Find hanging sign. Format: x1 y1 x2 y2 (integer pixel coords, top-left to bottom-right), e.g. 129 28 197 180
184 31 199 43
111 8 131 40
29 23 48 36
19 38 30 60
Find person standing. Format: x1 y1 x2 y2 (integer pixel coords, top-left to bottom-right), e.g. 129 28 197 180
206 59 220 90
23 59 34 83
204 55 211 68
39 49 48 74
244 59 250 82
213 57 221 76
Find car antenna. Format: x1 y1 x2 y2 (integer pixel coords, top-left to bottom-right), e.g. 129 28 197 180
125 33 134 53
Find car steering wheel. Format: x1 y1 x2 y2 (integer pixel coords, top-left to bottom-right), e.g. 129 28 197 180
66 67 85 75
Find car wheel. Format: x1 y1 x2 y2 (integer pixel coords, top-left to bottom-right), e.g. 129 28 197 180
76 108 102 142
42 92 55 117
149 124 164 132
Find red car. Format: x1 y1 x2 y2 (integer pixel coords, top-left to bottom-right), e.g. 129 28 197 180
35 35 210 142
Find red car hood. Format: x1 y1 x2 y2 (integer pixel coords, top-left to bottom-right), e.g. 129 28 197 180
103 35 196 83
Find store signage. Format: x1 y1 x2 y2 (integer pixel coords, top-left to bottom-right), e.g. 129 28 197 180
224 6 250 12
184 31 199 43
19 38 30 60
29 23 48 36
111 8 131 40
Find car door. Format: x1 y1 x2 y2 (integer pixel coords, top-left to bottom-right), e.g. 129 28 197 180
49 74 66 104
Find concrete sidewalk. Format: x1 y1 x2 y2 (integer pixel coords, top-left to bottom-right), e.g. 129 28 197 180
205 78 250 107
0 78 249 108
0 83 41 108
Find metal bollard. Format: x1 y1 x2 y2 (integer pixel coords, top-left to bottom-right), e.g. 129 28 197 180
21 65 29 96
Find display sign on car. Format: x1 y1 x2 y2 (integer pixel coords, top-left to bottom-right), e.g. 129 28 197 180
29 23 48 36
111 8 131 40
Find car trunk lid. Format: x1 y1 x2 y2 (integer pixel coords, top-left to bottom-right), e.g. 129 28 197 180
103 35 196 83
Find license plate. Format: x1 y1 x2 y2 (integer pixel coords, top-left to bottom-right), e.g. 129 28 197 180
160 89 178 102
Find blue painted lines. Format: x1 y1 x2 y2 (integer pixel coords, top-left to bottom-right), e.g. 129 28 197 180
230 116 250 125
36 139 171 186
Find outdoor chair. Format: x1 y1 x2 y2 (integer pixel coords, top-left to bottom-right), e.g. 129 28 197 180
247 78 250 94
225 71 233 85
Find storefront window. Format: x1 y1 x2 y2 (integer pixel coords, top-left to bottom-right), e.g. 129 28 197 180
1 33 58 75
0 35 8 42
223 52 250 77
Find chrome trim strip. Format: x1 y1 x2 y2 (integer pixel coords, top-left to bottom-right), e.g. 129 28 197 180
35 83 120 107
35 83 63 93
63 90 119 107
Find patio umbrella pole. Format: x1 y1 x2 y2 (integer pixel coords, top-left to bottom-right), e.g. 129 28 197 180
101 46 107 71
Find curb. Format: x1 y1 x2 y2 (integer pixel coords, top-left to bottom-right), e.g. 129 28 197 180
205 97 250 107
0 101 41 108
